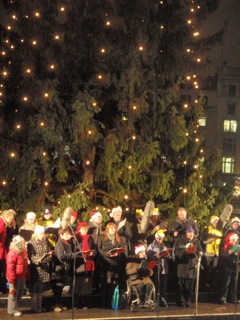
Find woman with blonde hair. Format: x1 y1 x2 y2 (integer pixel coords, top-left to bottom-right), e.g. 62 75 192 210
97 222 126 308
0 210 16 294
27 225 53 313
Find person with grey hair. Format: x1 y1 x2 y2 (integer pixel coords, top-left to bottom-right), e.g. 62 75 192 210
19 212 38 244
27 226 53 313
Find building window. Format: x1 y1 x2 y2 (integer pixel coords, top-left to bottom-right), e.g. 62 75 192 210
227 104 235 115
198 117 206 126
223 138 236 152
228 85 237 97
222 157 234 173
223 120 237 132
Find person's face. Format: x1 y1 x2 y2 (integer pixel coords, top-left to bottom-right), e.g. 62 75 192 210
232 222 239 230
178 208 187 221
138 250 146 259
44 212 52 221
155 236 164 243
20 239 25 250
80 227 89 235
113 211 122 222
61 231 72 241
37 231 45 241
108 226 116 235
186 232 194 241
95 216 103 224
70 216 76 224
151 215 159 222
27 218 35 226
230 237 238 245
6 215 15 225
212 219 218 228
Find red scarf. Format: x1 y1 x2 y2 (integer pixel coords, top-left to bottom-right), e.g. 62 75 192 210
78 234 94 271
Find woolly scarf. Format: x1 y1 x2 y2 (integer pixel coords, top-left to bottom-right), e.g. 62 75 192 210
78 234 94 271
107 234 116 246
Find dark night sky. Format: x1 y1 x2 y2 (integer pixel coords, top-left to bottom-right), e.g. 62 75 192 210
0 0 239 74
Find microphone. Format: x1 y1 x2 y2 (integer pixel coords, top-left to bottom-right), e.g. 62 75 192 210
220 204 233 222
143 200 155 217
61 207 73 229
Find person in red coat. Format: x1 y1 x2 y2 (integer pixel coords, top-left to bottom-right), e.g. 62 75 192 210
0 210 15 294
6 235 28 317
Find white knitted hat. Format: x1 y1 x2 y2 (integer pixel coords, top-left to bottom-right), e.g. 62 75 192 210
110 206 122 218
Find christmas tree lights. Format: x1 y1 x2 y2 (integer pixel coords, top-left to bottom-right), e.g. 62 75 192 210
0 0 225 223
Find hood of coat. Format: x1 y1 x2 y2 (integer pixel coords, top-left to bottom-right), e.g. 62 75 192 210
9 242 23 254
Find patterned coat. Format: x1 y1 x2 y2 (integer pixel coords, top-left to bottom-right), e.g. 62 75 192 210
27 237 52 283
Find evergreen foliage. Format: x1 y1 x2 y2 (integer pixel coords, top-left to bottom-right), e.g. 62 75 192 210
0 0 232 227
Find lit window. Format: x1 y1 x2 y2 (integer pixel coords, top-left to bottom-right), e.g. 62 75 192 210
222 157 234 173
224 120 237 132
223 138 236 152
198 117 206 126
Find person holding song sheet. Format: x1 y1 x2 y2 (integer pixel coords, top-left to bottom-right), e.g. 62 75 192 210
126 244 155 308
218 232 240 304
74 222 95 309
27 226 53 313
174 225 203 307
147 229 171 307
51 227 76 312
97 222 125 309
105 206 132 256
19 212 38 245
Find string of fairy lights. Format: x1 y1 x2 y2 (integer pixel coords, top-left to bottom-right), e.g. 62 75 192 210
0 0 206 207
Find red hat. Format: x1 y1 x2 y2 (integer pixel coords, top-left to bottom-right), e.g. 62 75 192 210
71 211 78 219
134 244 145 255
89 210 102 222
76 221 89 233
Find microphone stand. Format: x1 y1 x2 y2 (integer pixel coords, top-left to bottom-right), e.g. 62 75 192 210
67 222 86 320
234 250 239 320
156 241 162 315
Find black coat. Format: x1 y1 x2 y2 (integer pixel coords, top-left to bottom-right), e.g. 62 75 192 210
175 236 203 279
97 235 125 271
51 237 76 284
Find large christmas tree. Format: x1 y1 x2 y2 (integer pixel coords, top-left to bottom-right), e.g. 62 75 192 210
0 0 231 223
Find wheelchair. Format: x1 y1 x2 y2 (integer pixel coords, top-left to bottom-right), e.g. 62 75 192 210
126 278 156 311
